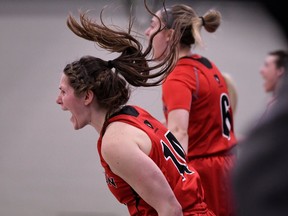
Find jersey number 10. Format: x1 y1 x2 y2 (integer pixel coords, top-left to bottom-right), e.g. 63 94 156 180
161 131 193 181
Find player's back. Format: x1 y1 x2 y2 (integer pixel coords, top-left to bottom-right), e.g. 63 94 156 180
98 105 212 215
166 55 237 158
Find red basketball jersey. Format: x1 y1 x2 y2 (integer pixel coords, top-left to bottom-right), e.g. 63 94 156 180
162 55 237 158
98 105 211 215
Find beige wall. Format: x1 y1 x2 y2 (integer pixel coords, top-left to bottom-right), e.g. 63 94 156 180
0 1 287 216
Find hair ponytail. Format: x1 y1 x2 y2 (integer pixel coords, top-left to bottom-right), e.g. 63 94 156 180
161 4 221 48
201 9 221 33
66 5 179 87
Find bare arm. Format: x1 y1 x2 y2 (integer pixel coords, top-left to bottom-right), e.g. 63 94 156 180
167 109 189 153
222 72 238 114
102 122 183 216
161 118 167 127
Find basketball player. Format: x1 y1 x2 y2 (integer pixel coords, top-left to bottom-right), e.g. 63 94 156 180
145 4 237 216
56 8 215 216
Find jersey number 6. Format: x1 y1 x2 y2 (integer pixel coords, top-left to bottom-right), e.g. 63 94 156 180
220 93 232 139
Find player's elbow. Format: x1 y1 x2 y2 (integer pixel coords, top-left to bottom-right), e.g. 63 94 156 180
157 196 183 216
170 125 188 138
169 203 183 216
169 126 188 148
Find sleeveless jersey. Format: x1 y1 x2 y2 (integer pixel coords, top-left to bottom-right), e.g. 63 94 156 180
162 54 237 158
97 105 210 216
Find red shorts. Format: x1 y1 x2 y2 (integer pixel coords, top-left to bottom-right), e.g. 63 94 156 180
189 153 236 216
184 209 215 216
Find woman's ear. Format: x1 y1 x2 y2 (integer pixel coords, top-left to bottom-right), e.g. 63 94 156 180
165 29 175 42
84 90 94 106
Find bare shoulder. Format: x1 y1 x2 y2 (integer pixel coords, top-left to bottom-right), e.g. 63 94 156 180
101 121 152 163
102 121 138 145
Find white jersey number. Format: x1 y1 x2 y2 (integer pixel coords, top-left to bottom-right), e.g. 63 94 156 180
220 93 232 140
161 131 193 180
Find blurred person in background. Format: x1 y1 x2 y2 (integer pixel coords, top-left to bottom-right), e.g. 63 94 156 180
233 61 288 216
233 2 288 215
259 50 287 120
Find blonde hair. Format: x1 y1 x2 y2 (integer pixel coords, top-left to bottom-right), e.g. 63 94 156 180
161 4 221 47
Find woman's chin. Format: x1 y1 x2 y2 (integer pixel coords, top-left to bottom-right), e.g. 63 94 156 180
73 124 80 130
70 115 80 130
72 122 84 130
154 55 167 62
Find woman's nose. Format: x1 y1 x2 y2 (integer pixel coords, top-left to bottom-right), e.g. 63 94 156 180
56 95 62 105
144 27 150 37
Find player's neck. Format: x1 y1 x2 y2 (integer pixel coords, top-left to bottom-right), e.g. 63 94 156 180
178 46 192 59
90 108 107 134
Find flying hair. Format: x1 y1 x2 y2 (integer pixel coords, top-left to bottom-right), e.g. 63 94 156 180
66 0 180 87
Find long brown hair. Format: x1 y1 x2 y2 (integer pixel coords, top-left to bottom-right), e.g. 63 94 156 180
64 0 180 118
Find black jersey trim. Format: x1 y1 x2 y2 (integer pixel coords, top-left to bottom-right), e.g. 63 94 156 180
180 56 213 69
131 187 141 213
110 105 139 118
101 106 139 136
